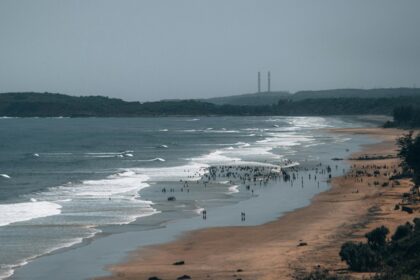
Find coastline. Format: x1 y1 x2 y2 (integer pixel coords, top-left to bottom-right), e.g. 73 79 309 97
97 127 414 280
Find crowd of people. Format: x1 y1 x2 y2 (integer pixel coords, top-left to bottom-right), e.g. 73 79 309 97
158 160 341 222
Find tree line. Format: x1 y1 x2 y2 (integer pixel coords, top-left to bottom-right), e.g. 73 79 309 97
384 106 420 128
1 92 420 117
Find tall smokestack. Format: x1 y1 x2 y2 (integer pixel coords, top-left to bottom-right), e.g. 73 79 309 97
267 71 271 92
258 72 261 93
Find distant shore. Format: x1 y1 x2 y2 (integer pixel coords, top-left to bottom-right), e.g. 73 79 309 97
95 127 414 280
2 91 420 117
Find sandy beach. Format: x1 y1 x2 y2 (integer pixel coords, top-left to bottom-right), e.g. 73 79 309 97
98 127 416 280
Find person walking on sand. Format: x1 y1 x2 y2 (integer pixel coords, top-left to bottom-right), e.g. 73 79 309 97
202 209 207 220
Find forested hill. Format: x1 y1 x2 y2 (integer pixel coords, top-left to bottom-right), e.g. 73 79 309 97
292 88 420 100
1 91 420 117
205 88 420 106
205 91 291 106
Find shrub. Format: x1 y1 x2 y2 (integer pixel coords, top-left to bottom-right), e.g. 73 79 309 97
339 221 420 278
297 267 349 280
392 223 413 241
339 242 381 272
413 218 420 233
397 131 420 185
365 226 389 249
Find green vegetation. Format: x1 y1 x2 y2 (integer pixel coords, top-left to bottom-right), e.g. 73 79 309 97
338 219 420 280
274 97 420 116
397 131 420 185
205 88 420 106
339 227 388 272
1 91 420 117
297 267 349 280
204 91 290 106
384 106 420 128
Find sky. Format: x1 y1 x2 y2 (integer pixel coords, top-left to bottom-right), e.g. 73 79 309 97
0 0 419 101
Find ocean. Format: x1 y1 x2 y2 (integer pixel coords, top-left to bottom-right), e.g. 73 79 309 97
0 116 377 279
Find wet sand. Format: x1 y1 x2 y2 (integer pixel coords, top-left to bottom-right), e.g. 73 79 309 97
98 127 415 280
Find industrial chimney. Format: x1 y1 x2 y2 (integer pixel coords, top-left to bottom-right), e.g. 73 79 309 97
267 71 271 93
258 72 261 93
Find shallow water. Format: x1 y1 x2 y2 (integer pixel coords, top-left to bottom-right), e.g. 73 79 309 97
0 116 376 279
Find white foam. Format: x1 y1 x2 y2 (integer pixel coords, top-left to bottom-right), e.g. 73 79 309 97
32 169 159 224
85 152 122 155
74 172 150 197
0 174 10 179
132 162 207 182
135 158 165 162
287 117 330 129
135 158 166 162
256 133 313 147
24 169 159 227
49 153 73 155
234 141 247 146
85 152 125 158
124 153 134 157
219 161 280 168
57 199 72 202
87 155 119 158
0 226 100 280
189 150 241 165
227 185 239 194
159 129 169 132
194 207 205 215
0 266 14 280
0 201 62 226
204 130 239 133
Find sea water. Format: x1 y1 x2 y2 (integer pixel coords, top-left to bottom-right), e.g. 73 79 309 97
0 116 377 279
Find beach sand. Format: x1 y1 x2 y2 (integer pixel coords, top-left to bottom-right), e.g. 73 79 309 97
98 127 416 280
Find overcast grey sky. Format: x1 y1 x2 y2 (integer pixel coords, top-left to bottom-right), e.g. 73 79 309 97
0 0 419 101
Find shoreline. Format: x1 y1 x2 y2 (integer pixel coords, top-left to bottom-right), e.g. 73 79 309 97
7 116 365 280
98 127 413 280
